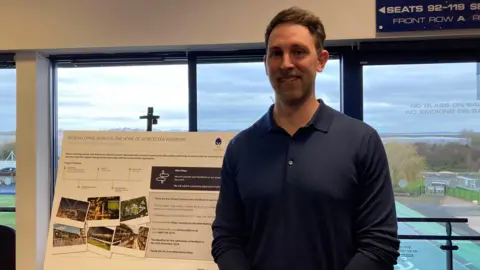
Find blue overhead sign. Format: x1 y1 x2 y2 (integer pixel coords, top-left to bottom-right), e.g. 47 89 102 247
376 0 480 32
477 63 480 100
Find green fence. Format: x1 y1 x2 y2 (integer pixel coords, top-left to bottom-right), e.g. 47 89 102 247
393 183 425 197
446 187 480 202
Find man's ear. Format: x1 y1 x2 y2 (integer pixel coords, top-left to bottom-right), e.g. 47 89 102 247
316 49 329 72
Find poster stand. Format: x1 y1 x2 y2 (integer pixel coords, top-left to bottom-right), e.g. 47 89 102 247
43 130 236 270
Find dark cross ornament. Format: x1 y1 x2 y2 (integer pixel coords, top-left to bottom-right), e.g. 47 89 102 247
139 107 160 132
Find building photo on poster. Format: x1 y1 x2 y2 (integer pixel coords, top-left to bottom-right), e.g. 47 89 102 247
376 0 480 32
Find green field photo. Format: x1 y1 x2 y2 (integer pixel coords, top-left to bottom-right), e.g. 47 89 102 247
87 237 111 251
0 194 15 229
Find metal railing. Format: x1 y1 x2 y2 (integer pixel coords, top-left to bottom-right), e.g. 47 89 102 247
397 217 480 270
0 171 15 177
0 208 479 269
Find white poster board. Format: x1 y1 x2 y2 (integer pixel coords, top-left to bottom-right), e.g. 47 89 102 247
43 131 236 270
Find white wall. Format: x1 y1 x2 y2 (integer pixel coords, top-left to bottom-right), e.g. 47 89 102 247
2 0 479 54
15 52 51 270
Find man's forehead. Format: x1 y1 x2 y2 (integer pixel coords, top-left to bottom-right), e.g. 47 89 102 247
268 24 315 48
268 38 313 50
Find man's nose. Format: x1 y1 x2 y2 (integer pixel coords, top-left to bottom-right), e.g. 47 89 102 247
280 53 294 69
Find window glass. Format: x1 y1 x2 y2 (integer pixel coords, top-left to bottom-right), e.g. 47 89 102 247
57 64 189 154
197 59 341 131
0 68 16 229
364 62 480 269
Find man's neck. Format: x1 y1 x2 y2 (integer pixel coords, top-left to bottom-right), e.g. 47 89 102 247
273 97 319 136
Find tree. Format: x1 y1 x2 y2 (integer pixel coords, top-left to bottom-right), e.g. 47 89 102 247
0 141 16 160
415 141 479 172
461 129 480 148
384 141 427 187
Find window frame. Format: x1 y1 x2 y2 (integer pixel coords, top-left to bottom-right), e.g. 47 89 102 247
356 38 480 267
358 38 480 66
0 53 16 216
46 38 480 269
49 52 188 195
192 50 343 130
48 48 344 193
0 53 15 68
358 38 480 127
48 37 480 201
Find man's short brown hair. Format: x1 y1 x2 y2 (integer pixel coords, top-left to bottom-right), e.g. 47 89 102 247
264 6 326 51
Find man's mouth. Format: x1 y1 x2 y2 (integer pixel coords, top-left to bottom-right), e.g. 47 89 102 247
279 76 300 82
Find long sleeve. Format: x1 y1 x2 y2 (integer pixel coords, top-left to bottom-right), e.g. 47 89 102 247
211 140 251 270
345 130 400 270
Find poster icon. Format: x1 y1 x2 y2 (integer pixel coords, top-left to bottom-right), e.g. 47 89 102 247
155 170 170 184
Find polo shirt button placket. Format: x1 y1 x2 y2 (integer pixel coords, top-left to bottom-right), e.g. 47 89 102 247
288 137 295 167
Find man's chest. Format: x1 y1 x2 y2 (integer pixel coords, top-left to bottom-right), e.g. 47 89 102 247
234 134 359 204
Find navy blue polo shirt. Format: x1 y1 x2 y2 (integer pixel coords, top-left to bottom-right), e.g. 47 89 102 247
212 99 400 270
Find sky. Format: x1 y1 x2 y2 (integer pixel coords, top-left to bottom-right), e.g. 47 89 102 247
54 224 81 235
0 61 479 135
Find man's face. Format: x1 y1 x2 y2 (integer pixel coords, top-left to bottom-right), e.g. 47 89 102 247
264 23 328 106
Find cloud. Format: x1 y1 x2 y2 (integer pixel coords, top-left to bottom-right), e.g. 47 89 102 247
1 61 479 136
54 225 67 231
56 65 189 131
197 60 341 131
53 61 341 132
53 224 80 234
0 69 16 132
58 100 94 108
363 63 479 133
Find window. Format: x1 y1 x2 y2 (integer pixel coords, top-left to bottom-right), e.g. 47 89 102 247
56 64 189 154
197 58 341 131
364 62 480 269
50 43 479 269
0 67 16 229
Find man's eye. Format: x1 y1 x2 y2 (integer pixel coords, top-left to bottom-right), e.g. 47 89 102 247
293 50 306 56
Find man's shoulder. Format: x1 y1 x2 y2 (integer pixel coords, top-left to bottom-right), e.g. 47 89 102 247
329 108 377 138
228 119 264 148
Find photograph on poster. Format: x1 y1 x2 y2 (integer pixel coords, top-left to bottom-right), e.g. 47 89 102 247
87 226 115 258
87 196 120 227
52 223 88 254
120 196 150 225
55 197 90 228
111 223 150 258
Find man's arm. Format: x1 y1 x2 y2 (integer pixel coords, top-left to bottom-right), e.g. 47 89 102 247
211 141 251 270
345 130 400 270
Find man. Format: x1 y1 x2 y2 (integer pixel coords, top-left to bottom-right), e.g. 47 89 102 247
211 6 400 270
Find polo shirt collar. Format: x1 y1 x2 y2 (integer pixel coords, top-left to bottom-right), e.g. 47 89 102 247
260 98 334 133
